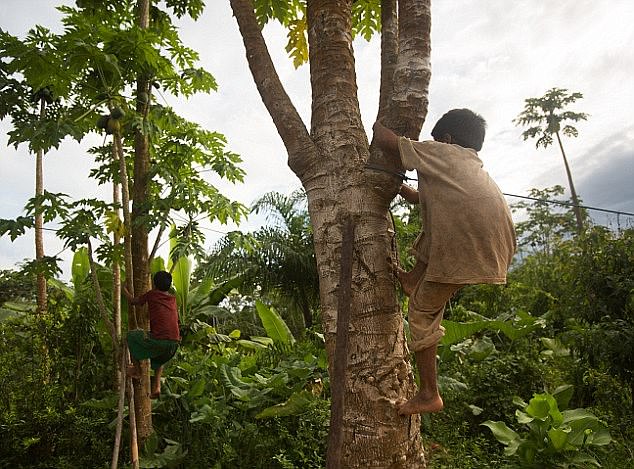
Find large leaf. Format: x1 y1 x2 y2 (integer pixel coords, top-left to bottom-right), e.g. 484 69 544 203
207 275 243 306
168 226 192 321
481 421 519 446
441 312 543 346
255 300 295 346
71 247 90 290
552 384 574 410
256 390 313 419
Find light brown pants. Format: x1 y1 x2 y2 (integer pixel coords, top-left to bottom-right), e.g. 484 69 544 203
408 277 462 351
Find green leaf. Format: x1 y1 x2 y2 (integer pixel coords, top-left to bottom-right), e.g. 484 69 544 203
552 384 574 410
256 390 313 419
540 337 570 357
71 247 90 290
169 225 192 320
0 216 34 241
188 379 206 398
441 312 543 346
255 300 295 346
207 275 242 305
548 427 570 450
481 421 520 446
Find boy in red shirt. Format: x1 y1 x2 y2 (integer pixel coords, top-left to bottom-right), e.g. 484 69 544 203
124 270 180 398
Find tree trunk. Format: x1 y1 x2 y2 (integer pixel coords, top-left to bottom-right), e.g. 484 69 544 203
35 99 47 315
555 131 584 234
130 0 154 444
231 1 431 466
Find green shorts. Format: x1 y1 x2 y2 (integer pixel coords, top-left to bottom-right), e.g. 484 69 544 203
127 329 179 370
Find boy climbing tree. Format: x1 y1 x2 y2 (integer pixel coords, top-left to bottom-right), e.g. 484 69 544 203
123 271 181 399
373 109 516 415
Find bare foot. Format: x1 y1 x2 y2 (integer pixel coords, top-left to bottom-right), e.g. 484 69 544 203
398 392 444 415
126 364 140 379
397 268 418 297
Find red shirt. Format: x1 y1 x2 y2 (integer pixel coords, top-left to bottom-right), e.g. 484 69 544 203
137 289 180 341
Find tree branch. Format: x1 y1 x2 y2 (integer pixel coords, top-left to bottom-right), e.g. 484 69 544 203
230 0 315 178
377 0 398 120
307 0 364 144
391 0 431 139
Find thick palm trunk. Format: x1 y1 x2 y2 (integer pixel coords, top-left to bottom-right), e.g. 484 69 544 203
35 99 47 315
555 131 584 233
231 1 431 466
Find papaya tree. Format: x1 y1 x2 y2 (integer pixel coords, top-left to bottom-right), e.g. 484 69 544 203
0 27 83 316
230 1 431 466
514 88 588 234
2 0 247 449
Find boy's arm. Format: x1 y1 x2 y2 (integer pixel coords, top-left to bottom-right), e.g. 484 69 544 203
122 285 142 305
399 184 419 204
372 120 400 157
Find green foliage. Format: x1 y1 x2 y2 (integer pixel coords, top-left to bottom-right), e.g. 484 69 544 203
151 316 328 468
352 0 381 40
483 388 611 468
253 0 381 67
1 1 247 269
255 299 296 346
198 190 318 334
441 307 546 346
514 87 588 149
511 186 578 253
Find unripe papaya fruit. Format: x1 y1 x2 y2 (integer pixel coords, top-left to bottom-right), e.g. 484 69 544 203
106 118 120 134
110 107 125 120
96 114 110 130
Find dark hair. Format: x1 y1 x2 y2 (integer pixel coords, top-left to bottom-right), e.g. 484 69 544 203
431 108 487 151
153 271 172 292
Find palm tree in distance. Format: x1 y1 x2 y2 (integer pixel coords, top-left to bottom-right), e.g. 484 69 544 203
514 87 588 234
199 189 319 335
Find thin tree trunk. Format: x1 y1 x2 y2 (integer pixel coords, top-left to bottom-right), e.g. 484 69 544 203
127 349 140 469
131 0 154 444
113 132 135 327
35 99 47 315
555 131 584 234
111 340 127 469
113 170 123 390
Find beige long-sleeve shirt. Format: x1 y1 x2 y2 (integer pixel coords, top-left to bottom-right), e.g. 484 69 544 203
399 137 516 284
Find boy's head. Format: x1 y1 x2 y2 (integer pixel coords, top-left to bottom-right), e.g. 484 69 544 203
153 271 172 292
431 108 486 151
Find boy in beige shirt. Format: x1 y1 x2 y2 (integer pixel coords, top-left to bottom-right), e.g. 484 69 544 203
373 109 516 415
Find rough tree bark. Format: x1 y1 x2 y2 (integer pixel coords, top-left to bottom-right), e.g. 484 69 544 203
230 0 432 466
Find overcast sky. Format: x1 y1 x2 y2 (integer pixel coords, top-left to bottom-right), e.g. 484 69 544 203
1 0 633 278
